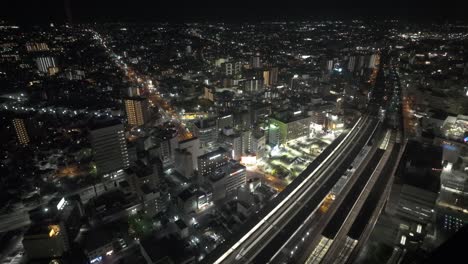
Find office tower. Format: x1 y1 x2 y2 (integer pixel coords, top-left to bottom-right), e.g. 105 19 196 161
12 118 29 145
268 123 281 146
192 118 218 149
204 160 247 200
35 57 57 73
241 130 252 155
90 121 130 178
124 97 150 126
250 53 261 69
197 148 229 184
221 133 242 161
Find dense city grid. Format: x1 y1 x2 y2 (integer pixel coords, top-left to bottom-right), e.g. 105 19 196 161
1 18 468 264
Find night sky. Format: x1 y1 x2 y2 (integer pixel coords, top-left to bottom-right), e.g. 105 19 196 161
1 0 466 24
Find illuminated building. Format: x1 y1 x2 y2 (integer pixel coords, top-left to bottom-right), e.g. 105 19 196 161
197 148 229 184
202 160 246 200
217 114 234 131
48 66 60 76
35 56 57 73
269 112 312 144
90 121 130 178
269 67 278 85
222 134 242 160
25 42 49 52
250 53 261 69
203 87 215 102
268 123 281 146
244 78 264 93
124 97 150 126
223 61 242 76
192 118 218 149
12 118 29 145
263 70 270 86
205 162 247 200
442 115 468 142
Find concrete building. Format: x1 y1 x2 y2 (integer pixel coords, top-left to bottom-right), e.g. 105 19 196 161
177 137 201 171
124 97 150 126
269 112 312 144
12 118 30 145
197 148 229 185
217 114 234 131
175 149 194 178
35 56 57 73
192 118 218 149
90 121 130 179
394 184 437 224
204 161 247 200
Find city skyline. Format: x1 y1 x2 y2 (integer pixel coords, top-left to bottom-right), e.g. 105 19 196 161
1 7 468 264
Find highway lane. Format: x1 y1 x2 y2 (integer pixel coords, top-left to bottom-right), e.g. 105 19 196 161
209 116 372 263
302 149 385 264
344 141 404 264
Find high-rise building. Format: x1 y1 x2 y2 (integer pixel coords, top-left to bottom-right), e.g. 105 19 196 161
197 148 229 184
221 134 242 161
203 161 247 200
35 57 57 73
244 78 264 93
12 118 29 145
192 118 218 149
217 114 234 131
90 121 130 178
263 70 270 87
124 97 150 126
250 54 261 69
223 62 242 76
263 68 279 87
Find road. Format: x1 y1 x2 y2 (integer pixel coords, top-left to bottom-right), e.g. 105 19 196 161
90 29 193 141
